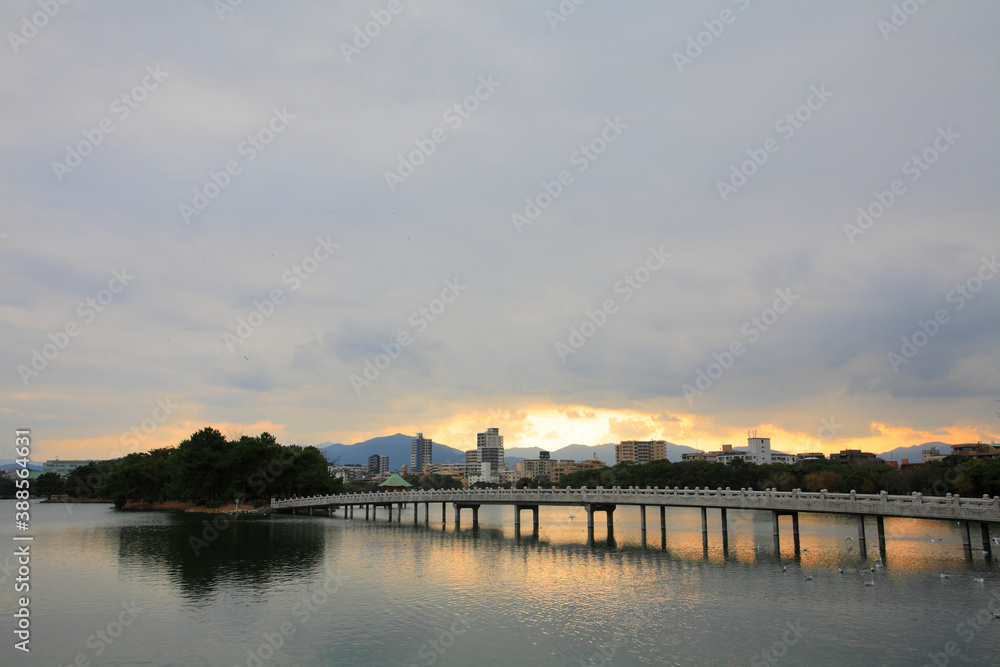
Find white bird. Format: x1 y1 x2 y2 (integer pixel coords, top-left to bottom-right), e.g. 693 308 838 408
802 548 808 552
845 536 854 541
782 566 787 572
993 537 1000 546
940 573 951 578
838 568 844 574
993 612 1000 620
568 514 575 521
865 580 875 587
973 578 985 583
805 576 814 581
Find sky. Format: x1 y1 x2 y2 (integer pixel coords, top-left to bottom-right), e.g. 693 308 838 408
3 1 998 462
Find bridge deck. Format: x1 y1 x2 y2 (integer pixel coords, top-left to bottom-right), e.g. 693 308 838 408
272 487 1000 523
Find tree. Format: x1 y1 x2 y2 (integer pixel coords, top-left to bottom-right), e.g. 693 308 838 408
35 472 65 499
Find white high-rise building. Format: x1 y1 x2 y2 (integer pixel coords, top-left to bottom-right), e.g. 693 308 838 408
747 433 772 465
476 427 505 474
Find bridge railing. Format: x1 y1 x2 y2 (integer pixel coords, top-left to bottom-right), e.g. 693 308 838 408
271 486 1000 516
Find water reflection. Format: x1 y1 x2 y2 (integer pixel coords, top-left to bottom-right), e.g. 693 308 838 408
113 513 330 600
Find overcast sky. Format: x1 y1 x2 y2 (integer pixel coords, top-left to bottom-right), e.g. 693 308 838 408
3 1 998 461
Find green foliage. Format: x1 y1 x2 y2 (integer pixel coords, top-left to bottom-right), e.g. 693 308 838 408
404 473 463 490
94 428 339 506
558 456 1000 497
36 471 65 498
252 499 268 509
204 500 222 508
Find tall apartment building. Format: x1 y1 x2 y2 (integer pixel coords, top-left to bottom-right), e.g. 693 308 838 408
411 433 433 473
747 436 772 465
615 440 667 465
476 427 505 473
368 454 390 477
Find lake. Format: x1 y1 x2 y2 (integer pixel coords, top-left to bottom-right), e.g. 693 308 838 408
1 500 997 666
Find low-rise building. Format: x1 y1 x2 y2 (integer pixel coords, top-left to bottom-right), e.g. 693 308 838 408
829 449 880 466
551 457 606 484
328 464 367 481
949 442 1000 460
43 459 100 476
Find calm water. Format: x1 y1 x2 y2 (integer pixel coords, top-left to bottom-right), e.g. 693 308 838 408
1 500 998 666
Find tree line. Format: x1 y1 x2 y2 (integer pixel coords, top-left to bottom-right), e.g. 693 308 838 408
0 427 339 507
559 456 1000 497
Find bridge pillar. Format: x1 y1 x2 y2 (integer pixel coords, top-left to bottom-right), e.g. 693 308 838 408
514 506 520 535
533 506 539 534
586 505 595 545
876 516 886 554
442 502 447 525
660 505 667 550
720 508 728 553
772 511 781 552
701 507 708 550
472 505 479 529
397 503 402 523
454 504 461 530
424 502 430 525
982 523 992 556
791 512 800 554
413 502 418 524
961 521 972 552
856 515 866 557
640 505 647 546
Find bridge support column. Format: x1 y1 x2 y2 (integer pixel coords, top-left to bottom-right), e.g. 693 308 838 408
856 515 866 557
586 505 595 545
388 504 393 522
772 511 780 552
876 516 886 555
961 521 972 552
514 506 520 536
454 504 460 530
791 512 800 554
982 523 992 557
701 507 708 551
720 508 728 553
533 506 539 534
640 506 647 547
472 505 479 530
442 503 447 526
397 503 402 523
660 506 666 550
424 502 429 525
413 502 418 524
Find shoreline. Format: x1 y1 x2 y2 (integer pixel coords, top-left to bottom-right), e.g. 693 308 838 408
39 498 269 513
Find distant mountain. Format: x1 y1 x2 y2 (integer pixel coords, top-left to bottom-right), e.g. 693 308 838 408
505 441 701 465
315 433 465 470
876 442 952 462
0 459 44 471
